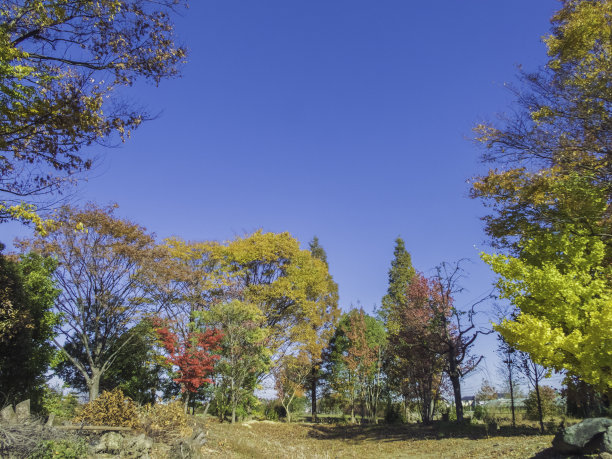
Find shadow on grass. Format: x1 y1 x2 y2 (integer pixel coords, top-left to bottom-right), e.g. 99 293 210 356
306 420 550 444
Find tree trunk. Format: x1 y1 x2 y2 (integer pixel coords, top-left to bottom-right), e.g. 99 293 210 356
448 357 464 422
509 376 516 428
286 404 292 423
183 392 190 414
535 379 544 433
310 366 317 422
87 368 102 402
231 390 236 424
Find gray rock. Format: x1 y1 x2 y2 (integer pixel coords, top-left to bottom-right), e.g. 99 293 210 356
169 429 206 459
45 412 55 427
95 432 124 454
601 426 612 454
14 400 30 422
552 417 612 454
0 405 16 424
122 433 153 458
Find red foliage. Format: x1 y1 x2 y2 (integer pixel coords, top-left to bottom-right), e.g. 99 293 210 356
151 317 223 394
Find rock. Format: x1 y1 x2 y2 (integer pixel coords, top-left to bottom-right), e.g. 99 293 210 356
45 413 55 427
122 433 153 458
552 418 612 454
169 428 207 459
95 432 124 454
14 400 30 422
603 426 612 454
0 405 16 424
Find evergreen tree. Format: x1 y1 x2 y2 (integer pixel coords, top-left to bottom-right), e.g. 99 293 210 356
309 236 328 266
380 238 416 332
305 236 339 422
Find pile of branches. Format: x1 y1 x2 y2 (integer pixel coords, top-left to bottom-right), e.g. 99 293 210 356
0 420 70 458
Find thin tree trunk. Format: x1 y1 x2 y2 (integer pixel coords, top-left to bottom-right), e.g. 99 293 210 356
509 375 516 428
231 389 236 424
183 392 190 414
311 365 317 422
535 379 544 433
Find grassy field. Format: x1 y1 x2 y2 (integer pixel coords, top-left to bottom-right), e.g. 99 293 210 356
197 419 565 458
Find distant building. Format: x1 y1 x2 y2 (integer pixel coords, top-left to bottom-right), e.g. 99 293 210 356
461 396 475 408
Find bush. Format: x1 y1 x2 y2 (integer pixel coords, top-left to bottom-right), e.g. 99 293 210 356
74 388 139 428
41 386 79 420
141 401 192 441
261 399 283 421
29 438 88 459
384 403 406 424
287 396 308 419
524 386 561 420
473 404 486 420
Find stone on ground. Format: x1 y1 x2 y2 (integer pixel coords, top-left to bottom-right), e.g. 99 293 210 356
552 418 612 454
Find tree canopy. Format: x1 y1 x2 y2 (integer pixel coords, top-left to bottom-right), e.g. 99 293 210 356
0 0 186 226
473 0 611 398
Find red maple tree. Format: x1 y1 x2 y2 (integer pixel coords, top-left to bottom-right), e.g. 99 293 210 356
151 317 223 394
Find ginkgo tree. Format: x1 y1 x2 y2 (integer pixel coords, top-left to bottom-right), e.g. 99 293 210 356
483 205 612 396
473 0 612 398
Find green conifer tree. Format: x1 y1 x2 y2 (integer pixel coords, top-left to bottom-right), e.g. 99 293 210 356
380 238 416 332
309 236 328 266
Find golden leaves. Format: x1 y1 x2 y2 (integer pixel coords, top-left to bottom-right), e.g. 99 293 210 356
74 388 140 428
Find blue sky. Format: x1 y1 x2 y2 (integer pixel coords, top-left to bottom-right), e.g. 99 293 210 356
0 0 562 393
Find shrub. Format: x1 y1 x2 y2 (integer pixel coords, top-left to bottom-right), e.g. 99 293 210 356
29 438 88 459
141 401 191 441
41 386 79 420
384 403 406 424
524 386 561 420
261 399 284 421
74 388 139 428
473 404 486 420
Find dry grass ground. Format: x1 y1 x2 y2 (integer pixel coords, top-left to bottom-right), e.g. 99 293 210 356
198 419 565 458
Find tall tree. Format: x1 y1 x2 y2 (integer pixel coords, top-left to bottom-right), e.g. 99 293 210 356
305 236 340 422
204 300 270 423
496 336 521 428
472 0 611 253
54 320 166 405
221 231 337 359
380 238 416 333
400 263 488 422
0 0 187 227
308 236 328 265
275 351 311 423
482 198 611 396
472 0 611 398
386 273 445 424
143 237 225 407
23 204 156 401
0 249 59 410
518 352 549 434
431 262 488 423
327 309 386 424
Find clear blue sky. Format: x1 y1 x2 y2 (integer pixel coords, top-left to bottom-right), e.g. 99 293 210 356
0 0 562 394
